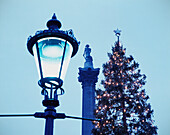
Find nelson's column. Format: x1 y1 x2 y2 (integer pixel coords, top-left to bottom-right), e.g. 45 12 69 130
78 45 100 135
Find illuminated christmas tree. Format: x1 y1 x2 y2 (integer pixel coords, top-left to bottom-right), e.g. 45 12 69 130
92 29 157 135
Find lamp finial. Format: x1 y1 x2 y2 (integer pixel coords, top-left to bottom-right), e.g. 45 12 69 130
47 13 62 30
52 13 57 19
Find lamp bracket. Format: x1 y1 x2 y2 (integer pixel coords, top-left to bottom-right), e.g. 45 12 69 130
38 77 63 89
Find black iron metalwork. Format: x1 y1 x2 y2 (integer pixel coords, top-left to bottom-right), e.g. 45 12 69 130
0 114 34 117
47 13 62 30
27 14 79 57
66 115 99 121
0 14 102 135
58 40 67 79
0 113 100 122
26 14 81 135
0 113 100 135
36 42 43 79
27 13 80 95
0 14 82 135
38 77 63 89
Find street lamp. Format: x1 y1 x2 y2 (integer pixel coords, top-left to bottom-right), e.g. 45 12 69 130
27 13 79 106
27 13 79 135
0 14 100 135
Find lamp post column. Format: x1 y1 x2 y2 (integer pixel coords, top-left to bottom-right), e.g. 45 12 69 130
45 117 54 135
78 45 99 135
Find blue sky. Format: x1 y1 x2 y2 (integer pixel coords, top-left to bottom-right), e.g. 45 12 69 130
0 0 170 134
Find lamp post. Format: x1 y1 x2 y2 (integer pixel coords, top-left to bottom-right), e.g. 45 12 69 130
27 13 79 135
0 13 100 135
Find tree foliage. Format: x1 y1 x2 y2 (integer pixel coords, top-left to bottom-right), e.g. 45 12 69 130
92 37 157 135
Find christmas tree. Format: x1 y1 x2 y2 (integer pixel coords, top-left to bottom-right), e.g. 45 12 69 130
92 29 157 135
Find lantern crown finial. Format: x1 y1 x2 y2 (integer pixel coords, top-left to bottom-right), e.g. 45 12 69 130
47 13 62 30
52 13 57 19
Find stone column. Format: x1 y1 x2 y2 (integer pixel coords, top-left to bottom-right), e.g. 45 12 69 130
78 45 100 135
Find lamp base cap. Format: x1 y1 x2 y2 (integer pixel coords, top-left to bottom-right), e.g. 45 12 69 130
42 99 59 107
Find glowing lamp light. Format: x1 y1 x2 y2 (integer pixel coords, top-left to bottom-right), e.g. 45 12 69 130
32 37 73 88
27 14 79 90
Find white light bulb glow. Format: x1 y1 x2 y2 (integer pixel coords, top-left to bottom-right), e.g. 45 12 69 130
33 37 73 80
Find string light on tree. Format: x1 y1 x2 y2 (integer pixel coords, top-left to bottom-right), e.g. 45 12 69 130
92 29 157 135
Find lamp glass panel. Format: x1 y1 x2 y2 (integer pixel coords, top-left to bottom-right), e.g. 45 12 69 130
33 37 73 80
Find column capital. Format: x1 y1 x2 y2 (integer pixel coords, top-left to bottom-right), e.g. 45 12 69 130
78 67 100 84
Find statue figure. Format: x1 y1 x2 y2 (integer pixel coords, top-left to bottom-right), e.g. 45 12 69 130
83 44 93 68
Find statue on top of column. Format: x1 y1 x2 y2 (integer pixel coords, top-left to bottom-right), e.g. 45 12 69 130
83 44 93 68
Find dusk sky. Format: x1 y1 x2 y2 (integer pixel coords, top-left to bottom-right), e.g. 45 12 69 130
0 0 170 134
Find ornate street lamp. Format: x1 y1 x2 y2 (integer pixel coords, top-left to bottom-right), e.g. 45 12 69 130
0 14 100 135
27 13 79 107
27 14 79 135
